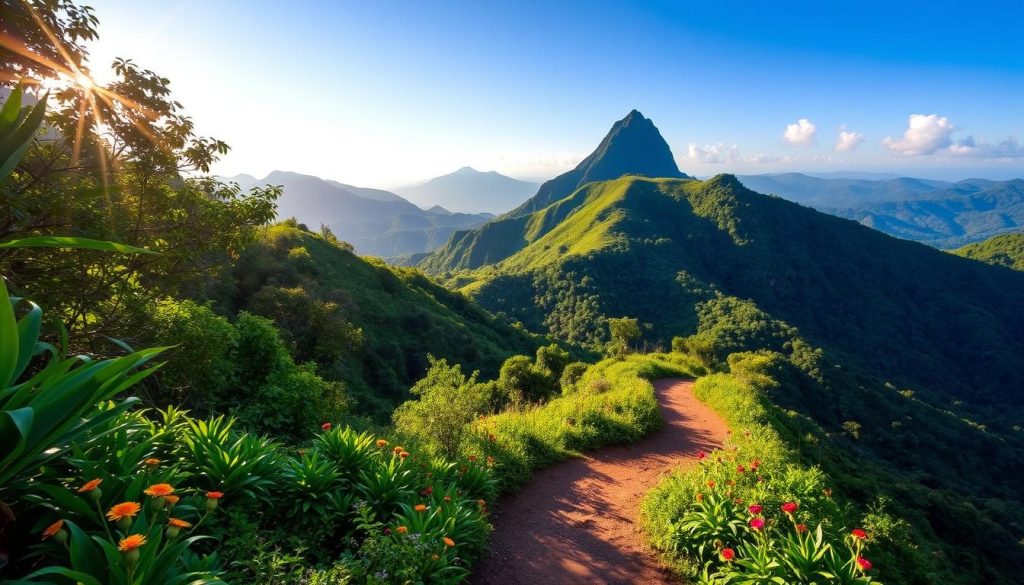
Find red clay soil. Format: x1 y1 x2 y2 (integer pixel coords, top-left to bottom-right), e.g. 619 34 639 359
472 378 728 585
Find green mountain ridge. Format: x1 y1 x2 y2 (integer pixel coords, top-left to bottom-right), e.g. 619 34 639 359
951 231 1024 270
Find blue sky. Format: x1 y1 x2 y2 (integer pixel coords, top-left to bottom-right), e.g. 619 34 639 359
85 0 1024 186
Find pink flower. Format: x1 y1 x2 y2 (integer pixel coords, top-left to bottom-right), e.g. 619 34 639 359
781 502 799 514
748 504 762 515
749 517 765 531
721 547 735 561
857 557 873 571
321 422 331 431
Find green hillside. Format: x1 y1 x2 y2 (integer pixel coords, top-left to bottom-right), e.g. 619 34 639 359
951 231 1024 270
421 174 1024 583
214 221 541 416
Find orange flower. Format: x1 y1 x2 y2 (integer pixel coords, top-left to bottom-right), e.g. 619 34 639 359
144 483 174 497
443 536 455 547
78 478 102 492
41 519 64 540
415 504 427 512
397 525 408 534
468 455 477 462
118 534 147 552
204 491 222 499
399 451 410 459
163 495 180 506
486 456 495 466
143 458 161 467
168 518 192 528
106 501 141 522
393 446 404 454
376 439 388 448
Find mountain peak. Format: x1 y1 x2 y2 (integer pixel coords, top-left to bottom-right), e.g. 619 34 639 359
454 166 479 174
506 110 688 217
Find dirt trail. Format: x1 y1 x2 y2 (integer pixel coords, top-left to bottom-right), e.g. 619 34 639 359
472 379 728 585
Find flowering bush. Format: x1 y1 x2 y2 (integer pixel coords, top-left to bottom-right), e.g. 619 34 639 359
643 364 890 584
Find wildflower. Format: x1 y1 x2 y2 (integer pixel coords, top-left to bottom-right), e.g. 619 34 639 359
856 557 873 571
468 455 478 462
707 480 716 488
321 422 331 431
697 451 706 460
749 518 765 531
118 534 147 552
695 493 704 502
851 528 868 540
143 458 161 468
477 499 486 508
796 523 808 533
734 497 743 505
421 487 434 496
444 495 452 503
432 554 440 561
399 451 410 459
78 478 102 493
737 465 745 473
750 459 760 470
205 491 223 512
376 439 388 448
106 502 141 522
144 483 175 497
823 488 832 498
393 446 404 455
397 526 408 534
415 504 427 512
781 502 799 515
163 495 180 509
487 456 495 466
383 527 392 535
721 547 735 561
166 517 191 538
119 534 147 565
41 519 65 542
748 504 762 515
443 536 455 547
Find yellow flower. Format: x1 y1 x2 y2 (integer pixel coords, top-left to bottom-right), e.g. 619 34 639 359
117 534 147 552
106 501 141 522
143 483 175 497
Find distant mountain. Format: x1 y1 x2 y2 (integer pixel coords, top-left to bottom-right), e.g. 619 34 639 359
419 110 689 272
506 109 688 218
951 231 1024 270
394 167 539 215
738 172 1024 247
230 171 491 258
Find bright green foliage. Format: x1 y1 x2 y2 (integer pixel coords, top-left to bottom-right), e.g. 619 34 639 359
468 354 704 490
0 277 164 494
605 317 641 357
951 231 1024 271
0 83 47 180
393 357 485 460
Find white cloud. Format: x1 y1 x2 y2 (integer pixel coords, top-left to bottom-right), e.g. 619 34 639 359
835 125 865 152
685 142 740 164
783 118 817 146
882 114 954 155
948 135 1024 159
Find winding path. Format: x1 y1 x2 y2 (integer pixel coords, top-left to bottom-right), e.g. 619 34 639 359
473 379 729 585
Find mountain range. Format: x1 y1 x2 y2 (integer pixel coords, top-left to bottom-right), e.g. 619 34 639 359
393 166 539 215
230 171 493 258
738 172 1024 247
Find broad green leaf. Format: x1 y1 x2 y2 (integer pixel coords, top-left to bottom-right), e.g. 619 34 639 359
0 236 157 254
0 278 18 386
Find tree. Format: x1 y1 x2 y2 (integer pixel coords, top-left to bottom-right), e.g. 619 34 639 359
605 317 640 357
393 357 483 459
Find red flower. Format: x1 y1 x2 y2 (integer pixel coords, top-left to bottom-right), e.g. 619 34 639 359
736 465 745 473
796 523 808 533
851 528 868 540
321 422 331 431
721 547 735 561
748 504 762 515
749 518 765 531
707 480 716 488
857 557 873 571
697 451 706 460
781 502 799 514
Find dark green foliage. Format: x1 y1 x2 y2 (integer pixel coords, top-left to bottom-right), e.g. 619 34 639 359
214 223 539 419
